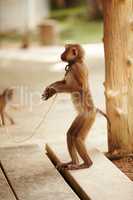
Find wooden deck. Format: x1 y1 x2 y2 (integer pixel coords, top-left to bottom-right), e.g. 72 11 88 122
0 144 133 200
0 145 79 200
46 143 133 200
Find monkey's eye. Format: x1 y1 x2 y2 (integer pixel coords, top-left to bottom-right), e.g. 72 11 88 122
72 48 77 56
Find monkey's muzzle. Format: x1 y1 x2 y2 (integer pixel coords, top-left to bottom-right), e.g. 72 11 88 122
61 53 66 61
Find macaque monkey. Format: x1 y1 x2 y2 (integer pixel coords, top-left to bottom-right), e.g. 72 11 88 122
42 44 110 170
0 88 14 126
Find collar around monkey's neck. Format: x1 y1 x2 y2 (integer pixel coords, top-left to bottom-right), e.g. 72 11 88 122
65 59 76 74
68 59 77 66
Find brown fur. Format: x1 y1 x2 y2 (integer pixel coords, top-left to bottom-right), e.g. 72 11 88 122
42 44 110 170
0 89 14 126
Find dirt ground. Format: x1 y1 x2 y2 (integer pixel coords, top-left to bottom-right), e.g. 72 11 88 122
113 158 133 181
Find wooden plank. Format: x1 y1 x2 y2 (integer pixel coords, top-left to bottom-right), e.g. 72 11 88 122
0 167 16 200
0 145 79 200
46 143 133 200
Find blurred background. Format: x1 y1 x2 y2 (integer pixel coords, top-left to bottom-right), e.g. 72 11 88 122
0 0 107 152
0 0 103 47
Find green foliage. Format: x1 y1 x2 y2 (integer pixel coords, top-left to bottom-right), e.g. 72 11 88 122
50 6 103 44
0 6 103 45
50 6 86 20
0 32 37 43
59 18 103 44
0 33 22 42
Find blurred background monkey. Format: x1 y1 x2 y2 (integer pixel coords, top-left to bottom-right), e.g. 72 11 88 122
42 44 110 170
0 88 15 126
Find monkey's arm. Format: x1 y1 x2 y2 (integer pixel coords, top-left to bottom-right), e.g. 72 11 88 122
42 80 74 100
49 80 76 93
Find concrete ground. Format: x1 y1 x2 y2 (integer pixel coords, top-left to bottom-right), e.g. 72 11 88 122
0 43 107 152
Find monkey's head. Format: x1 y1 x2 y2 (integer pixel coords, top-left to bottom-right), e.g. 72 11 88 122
61 44 85 63
3 88 14 102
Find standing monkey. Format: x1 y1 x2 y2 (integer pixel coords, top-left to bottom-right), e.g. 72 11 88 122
0 88 14 126
42 44 110 170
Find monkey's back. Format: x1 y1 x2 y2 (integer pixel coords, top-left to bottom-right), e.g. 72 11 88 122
0 95 6 113
71 63 94 113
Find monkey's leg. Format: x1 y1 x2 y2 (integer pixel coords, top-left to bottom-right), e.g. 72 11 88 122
57 115 85 170
1 113 5 126
67 135 79 164
56 135 79 170
5 112 14 124
74 137 93 170
66 111 96 170
0 115 1 126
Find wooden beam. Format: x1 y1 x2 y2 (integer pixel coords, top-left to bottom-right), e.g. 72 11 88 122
46 144 91 200
46 143 133 200
0 167 16 200
0 145 79 200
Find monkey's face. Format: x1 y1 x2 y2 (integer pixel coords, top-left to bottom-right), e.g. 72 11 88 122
61 45 78 62
4 89 14 102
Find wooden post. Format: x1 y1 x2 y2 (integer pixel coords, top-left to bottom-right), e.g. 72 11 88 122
102 0 133 154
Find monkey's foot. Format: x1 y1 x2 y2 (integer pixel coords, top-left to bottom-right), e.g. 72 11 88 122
56 161 73 170
65 162 93 170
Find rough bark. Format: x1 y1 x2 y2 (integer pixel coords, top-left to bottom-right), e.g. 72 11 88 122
102 0 133 154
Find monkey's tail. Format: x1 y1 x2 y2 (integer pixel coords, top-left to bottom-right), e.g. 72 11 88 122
96 108 111 132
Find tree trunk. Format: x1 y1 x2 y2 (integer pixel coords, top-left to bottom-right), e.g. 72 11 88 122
102 0 133 154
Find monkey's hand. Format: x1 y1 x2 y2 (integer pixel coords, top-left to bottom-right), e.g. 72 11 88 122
42 87 56 101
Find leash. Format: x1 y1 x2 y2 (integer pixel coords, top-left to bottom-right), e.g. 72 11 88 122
10 94 57 143
8 62 74 143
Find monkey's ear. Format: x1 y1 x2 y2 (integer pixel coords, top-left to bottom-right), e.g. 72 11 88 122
3 88 9 96
65 44 71 49
7 88 14 100
72 47 78 56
